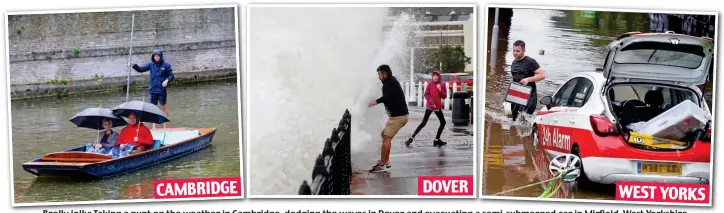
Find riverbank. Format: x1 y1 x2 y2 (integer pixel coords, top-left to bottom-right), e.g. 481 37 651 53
10 68 237 101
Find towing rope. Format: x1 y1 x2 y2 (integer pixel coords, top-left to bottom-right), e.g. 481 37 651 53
491 169 569 197
538 172 563 198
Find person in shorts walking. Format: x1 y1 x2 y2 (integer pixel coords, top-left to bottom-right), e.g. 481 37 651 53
367 64 409 173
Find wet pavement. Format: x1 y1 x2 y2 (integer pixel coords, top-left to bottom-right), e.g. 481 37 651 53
350 106 474 195
482 8 713 200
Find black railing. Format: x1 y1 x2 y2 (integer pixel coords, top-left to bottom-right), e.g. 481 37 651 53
298 109 352 195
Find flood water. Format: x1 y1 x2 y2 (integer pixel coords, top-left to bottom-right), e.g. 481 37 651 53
11 80 241 204
482 9 715 199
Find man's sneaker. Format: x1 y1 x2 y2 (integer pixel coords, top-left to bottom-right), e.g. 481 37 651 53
368 163 388 173
433 139 447 147
378 160 391 168
404 137 414 147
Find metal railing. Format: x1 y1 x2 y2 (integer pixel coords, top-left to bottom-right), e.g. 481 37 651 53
404 81 471 110
298 109 352 195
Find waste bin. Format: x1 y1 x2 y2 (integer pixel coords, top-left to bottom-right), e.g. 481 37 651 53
452 91 471 126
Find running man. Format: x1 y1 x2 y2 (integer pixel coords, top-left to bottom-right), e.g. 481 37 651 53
130 50 174 128
510 40 545 121
367 64 409 173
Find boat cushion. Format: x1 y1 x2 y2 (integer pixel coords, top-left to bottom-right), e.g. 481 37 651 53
152 130 200 145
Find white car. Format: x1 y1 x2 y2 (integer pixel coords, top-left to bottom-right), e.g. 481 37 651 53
532 32 713 186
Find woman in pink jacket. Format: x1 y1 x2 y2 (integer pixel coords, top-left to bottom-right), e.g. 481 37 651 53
405 71 448 147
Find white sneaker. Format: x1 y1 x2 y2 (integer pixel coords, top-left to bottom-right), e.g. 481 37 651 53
368 163 388 173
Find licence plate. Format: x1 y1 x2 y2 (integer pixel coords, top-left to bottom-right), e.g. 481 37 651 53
638 162 682 175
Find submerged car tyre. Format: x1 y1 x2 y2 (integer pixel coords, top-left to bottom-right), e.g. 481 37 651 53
571 145 594 189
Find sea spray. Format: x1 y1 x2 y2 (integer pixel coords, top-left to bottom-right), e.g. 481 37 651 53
350 12 417 154
249 7 418 195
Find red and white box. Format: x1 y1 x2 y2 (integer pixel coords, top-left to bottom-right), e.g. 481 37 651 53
154 177 242 199
505 82 532 106
417 176 473 196
615 181 710 204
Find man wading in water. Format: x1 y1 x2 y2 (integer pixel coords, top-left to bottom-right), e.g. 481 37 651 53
510 40 545 121
368 64 409 173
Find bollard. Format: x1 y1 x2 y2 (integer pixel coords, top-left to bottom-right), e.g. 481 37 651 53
453 82 458 94
422 81 428 108
405 82 411 105
417 82 423 107
444 82 451 109
452 91 471 126
451 82 459 110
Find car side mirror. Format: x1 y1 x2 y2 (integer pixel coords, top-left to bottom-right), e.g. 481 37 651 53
540 96 553 109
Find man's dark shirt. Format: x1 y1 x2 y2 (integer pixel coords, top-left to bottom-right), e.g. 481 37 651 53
375 76 409 117
511 56 541 92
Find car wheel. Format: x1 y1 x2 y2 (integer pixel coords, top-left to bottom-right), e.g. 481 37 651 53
571 145 593 190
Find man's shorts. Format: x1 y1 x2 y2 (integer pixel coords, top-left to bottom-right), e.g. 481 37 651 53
150 93 167 105
382 115 409 138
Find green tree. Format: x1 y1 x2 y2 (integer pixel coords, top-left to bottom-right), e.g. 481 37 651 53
424 45 471 73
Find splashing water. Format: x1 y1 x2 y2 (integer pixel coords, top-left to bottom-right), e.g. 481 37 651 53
248 7 418 195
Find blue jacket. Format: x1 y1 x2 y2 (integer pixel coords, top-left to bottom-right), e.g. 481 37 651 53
132 50 174 94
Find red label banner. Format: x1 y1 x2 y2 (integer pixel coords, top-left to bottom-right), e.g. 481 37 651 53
417 176 473 196
154 177 242 199
615 181 709 204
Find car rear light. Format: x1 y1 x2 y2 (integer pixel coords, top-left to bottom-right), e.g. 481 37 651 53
702 126 712 143
590 115 617 136
700 36 713 41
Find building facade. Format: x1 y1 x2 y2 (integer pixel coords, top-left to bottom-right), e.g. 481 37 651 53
385 9 474 74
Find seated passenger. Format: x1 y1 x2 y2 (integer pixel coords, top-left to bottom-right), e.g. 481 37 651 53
116 112 154 154
86 119 119 154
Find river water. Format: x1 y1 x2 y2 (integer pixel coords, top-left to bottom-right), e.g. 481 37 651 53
482 9 715 199
11 80 241 203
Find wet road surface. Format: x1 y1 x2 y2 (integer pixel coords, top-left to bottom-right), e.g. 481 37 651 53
351 106 474 195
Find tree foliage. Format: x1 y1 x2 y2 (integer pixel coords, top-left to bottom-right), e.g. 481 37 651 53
424 45 471 73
